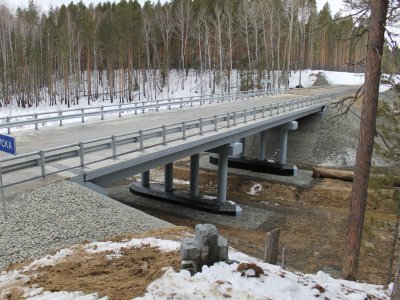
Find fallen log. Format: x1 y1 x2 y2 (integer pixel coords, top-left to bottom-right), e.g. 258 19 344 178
312 167 354 182
313 167 400 187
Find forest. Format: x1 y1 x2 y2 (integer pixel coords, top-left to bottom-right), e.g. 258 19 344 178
0 0 398 108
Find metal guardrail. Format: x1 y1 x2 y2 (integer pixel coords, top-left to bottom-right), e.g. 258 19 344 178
0 88 289 133
0 87 357 188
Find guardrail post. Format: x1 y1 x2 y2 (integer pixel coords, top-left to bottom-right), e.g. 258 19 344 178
283 102 286 112
277 103 280 114
39 151 46 178
118 104 122 117
270 104 273 116
112 136 117 158
59 112 63 126
142 102 145 114
6 117 10 134
244 109 247 123
162 125 167 144
214 115 218 131
253 107 257 120
139 130 144 151
262 106 265 118
34 114 38 130
233 111 236 126
180 98 183 108
81 109 85 123
182 121 186 140
199 118 203 135
190 97 193 107
168 100 171 110
101 106 104 120
79 142 85 167
227 112 230 127
135 103 138 115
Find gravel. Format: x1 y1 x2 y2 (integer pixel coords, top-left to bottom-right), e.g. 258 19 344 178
0 180 171 270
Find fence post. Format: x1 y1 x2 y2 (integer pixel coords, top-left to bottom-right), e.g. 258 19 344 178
119 104 122 117
162 125 167 145
39 151 46 178
35 114 38 130
263 228 280 264
112 136 117 158
182 121 186 140
101 106 104 120
139 130 144 151
81 109 85 123
135 103 138 115
59 112 63 126
79 142 85 167
199 118 203 135
6 117 10 134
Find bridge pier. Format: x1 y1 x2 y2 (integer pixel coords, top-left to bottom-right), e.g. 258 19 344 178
141 171 150 187
258 130 267 161
279 121 298 165
164 163 174 192
129 144 242 215
190 154 200 197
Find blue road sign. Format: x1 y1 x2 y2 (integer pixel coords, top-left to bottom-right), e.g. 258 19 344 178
0 134 16 155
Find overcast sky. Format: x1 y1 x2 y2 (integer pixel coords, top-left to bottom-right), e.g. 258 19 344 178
4 0 345 15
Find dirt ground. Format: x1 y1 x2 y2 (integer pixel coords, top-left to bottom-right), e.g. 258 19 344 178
123 163 398 286
3 166 397 299
3 227 191 300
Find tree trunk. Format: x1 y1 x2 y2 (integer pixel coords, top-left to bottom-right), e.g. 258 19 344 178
342 0 388 281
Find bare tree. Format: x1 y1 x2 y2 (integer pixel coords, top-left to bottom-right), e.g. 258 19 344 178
342 0 389 281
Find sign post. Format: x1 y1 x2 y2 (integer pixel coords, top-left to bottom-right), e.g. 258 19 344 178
0 133 16 220
0 164 6 219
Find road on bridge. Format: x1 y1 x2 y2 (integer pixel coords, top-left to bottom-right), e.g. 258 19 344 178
2 86 353 157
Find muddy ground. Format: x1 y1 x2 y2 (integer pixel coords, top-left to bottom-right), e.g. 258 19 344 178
108 160 399 286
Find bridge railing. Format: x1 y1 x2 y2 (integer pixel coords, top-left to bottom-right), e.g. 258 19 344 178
0 88 357 188
0 87 288 134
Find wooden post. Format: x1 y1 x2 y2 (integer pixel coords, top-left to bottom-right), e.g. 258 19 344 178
391 264 400 300
264 228 280 264
282 246 287 270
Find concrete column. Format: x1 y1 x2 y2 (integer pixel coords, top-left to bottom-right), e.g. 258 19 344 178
279 129 289 164
190 154 200 197
141 171 150 187
258 130 267 161
217 149 228 203
239 137 246 158
165 162 174 192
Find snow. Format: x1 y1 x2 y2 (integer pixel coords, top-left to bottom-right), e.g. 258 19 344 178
0 236 392 300
247 182 263 196
85 237 181 254
23 248 75 272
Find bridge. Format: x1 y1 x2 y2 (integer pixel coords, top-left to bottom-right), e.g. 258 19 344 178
0 85 357 214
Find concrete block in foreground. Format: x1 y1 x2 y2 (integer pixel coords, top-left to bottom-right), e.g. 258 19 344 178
180 224 228 274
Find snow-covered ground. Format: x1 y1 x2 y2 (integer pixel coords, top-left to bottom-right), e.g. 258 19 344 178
1 69 397 134
0 236 392 300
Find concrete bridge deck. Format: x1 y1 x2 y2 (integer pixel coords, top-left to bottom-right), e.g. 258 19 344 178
0 85 358 212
